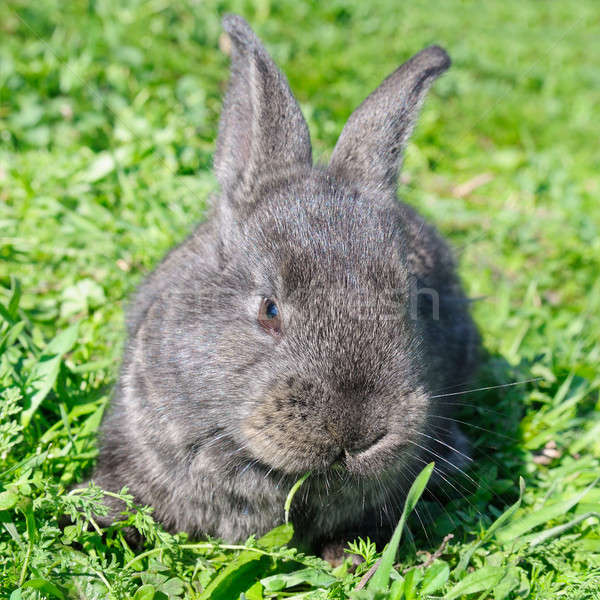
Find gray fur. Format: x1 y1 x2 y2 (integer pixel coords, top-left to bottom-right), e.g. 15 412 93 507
89 14 480 550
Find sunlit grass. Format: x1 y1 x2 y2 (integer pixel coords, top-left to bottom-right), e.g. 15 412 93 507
1 0 599 597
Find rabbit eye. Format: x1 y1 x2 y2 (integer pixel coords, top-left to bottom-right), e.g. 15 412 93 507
265 301 278 318
258 298 282 337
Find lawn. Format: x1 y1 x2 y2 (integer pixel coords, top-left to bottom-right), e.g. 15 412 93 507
1 0 599 598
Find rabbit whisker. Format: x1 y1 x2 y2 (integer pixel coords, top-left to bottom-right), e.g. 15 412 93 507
432 401 511 417
430 377 541 399
406 452 485 521
413 430 473 462
416 424 527 517
406 439 478 491
428 415 519 442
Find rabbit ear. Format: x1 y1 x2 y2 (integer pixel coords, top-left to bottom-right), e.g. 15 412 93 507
329 46 450 194
214 15 312 200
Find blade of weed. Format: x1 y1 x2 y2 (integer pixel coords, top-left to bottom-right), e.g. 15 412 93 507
367 462 434 593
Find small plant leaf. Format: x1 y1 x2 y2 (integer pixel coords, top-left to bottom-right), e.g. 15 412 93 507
22 578 65 599
256 522 294 549
0 490 19 511
84 151 115 182
0 321 26 352
403 567 423 600
133 585 156 600
420 560 450 595
389 578 404 600
199 524 293 600
446 566 506 600
493 566 521 600
8 278 22 320
261 567 336 592
60 278 106 318
198 552 270 600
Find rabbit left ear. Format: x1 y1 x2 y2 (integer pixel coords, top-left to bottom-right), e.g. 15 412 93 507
329 45 450 195
214 15 312 202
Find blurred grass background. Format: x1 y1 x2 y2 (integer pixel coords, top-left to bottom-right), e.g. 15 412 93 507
1 0 599 598
2 0 599 373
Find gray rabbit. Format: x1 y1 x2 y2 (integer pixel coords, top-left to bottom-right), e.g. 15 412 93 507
89 14 480 554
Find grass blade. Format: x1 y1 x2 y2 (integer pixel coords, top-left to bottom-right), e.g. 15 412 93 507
454 476 526 576
495 477 599 545
521 512 600 547
21 323 79 426
367 462 434 593
285 472 310 524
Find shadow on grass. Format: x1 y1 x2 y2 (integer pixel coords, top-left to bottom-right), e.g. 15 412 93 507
403 350 534 554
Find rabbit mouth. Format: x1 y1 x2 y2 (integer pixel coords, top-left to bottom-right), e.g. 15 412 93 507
240 432 399 477
333 433 409 477
329 431 387 469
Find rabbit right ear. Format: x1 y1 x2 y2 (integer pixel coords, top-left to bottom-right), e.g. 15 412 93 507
329 46 450 195
214 15 312 204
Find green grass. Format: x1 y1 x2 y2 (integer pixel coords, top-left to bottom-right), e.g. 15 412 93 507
1 0 599 598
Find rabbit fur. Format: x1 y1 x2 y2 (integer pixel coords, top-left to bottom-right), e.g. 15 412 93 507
89 14 480 551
